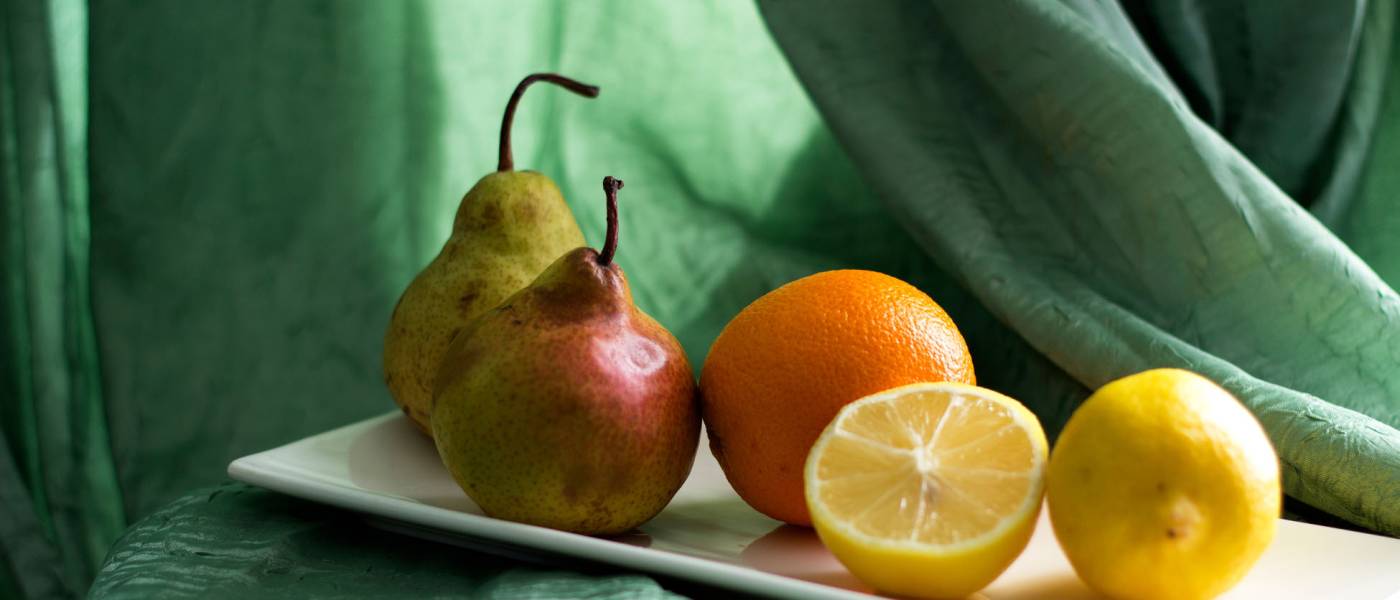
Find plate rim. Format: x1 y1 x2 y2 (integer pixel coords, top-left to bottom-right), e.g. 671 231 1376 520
227 412 873 600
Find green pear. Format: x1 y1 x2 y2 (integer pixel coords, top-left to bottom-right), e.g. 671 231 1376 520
384 74 597 435
433 177 700 535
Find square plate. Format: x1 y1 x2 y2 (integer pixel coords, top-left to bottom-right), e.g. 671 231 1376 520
229 412 1400 599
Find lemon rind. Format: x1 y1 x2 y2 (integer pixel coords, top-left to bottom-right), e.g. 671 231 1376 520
805 382 1047 556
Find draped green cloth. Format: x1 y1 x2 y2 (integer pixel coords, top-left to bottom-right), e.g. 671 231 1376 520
2 0 1398 598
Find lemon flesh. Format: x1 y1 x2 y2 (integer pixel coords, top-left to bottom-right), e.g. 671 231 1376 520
1047 368 1280 600
805 382 1048 599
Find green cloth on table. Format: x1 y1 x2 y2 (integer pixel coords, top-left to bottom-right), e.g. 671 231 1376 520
1 0 1398 598
88 482 685 600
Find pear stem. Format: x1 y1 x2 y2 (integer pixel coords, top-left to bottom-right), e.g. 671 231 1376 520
599 177 623 266
498 73 600 172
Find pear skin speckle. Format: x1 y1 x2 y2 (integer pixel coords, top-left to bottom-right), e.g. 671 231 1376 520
382 171 585 435
431 248 701 535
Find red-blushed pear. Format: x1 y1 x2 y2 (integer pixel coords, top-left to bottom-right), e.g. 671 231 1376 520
432 177 700 535
383 74 595 435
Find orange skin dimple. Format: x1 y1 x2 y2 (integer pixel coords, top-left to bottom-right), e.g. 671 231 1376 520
699 269 974 526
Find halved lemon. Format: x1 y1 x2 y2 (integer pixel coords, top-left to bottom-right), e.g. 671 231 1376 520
805 382 1048 598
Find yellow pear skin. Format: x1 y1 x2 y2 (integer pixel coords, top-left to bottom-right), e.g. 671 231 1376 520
383 73 597 435
383 172 584 434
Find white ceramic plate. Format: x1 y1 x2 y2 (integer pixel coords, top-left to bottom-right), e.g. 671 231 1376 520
229 412 1400 599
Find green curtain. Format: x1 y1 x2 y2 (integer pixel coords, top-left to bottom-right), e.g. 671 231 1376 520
759 0 1400 533
2 0 124 597
2 0 1399 598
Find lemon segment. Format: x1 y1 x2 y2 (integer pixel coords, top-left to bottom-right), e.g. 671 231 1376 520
804 382 1048 599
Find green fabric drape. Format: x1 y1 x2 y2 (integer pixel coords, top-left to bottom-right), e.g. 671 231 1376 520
0 0 1397 598
759 0 1400 534
1 0 124 597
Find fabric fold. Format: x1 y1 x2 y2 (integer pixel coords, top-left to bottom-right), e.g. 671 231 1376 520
759 0 1400 534
1 0 126 595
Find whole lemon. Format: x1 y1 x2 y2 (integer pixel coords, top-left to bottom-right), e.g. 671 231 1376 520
1047 369 1280 600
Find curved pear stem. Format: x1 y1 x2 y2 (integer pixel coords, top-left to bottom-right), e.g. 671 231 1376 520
498 73 600 172
598 176 624 266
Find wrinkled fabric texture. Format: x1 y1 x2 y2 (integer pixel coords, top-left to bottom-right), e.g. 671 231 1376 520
759 0 1400 535
1 0 125 598
88 482 684 600
0 0 1396 598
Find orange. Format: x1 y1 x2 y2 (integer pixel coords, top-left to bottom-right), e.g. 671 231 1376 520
699 269 974 525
